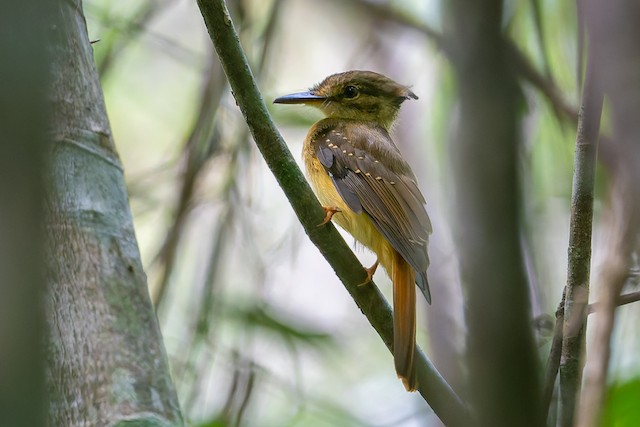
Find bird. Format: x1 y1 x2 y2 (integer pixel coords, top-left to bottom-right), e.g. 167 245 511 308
274 70 431 391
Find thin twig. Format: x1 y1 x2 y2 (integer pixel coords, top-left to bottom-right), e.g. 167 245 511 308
557 45 603 427
588 290 640 314
529 0 552 79
195 1 471 425
542 290 565 420
90 0 173 76
578 3 640 421
235 361 256 427
152 52 225 309
541 283 639 421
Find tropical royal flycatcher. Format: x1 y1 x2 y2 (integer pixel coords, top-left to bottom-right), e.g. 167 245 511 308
274 70 431 391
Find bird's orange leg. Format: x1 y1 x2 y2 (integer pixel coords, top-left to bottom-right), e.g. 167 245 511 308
317 206 341 227
359 259 379 286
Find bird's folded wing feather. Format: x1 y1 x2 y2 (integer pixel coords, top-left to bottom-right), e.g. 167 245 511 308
313 121 432 303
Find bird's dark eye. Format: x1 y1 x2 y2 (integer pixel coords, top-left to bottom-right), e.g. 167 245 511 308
343 85 359 99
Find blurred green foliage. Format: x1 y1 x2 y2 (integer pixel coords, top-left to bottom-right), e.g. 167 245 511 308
83 0 640 425
603 378 640 427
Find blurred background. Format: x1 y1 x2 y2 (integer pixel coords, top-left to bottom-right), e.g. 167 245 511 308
84 0 638 425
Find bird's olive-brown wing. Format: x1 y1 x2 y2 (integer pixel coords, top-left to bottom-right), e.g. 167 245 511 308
313 122 432 303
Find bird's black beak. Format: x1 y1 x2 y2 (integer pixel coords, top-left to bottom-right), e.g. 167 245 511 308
273 91 325 105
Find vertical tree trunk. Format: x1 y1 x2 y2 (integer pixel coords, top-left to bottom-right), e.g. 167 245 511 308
0 1 49 426
446 1 543 426
44 1 183 425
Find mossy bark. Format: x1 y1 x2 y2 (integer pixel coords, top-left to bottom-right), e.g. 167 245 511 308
44 1 183 425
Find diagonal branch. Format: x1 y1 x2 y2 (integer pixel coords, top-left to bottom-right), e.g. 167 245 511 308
195 1 471 425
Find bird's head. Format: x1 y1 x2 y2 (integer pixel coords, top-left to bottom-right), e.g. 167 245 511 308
274 70 417 129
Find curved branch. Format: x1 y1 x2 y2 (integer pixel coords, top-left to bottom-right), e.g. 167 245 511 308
195 1 471 425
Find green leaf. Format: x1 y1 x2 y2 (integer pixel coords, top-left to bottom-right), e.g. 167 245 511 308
602 377 640 427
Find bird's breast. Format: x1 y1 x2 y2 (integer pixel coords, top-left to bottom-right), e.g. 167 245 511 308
304 150 395 272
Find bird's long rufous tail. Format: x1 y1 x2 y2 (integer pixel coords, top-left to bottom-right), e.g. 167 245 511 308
392 251 417 391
